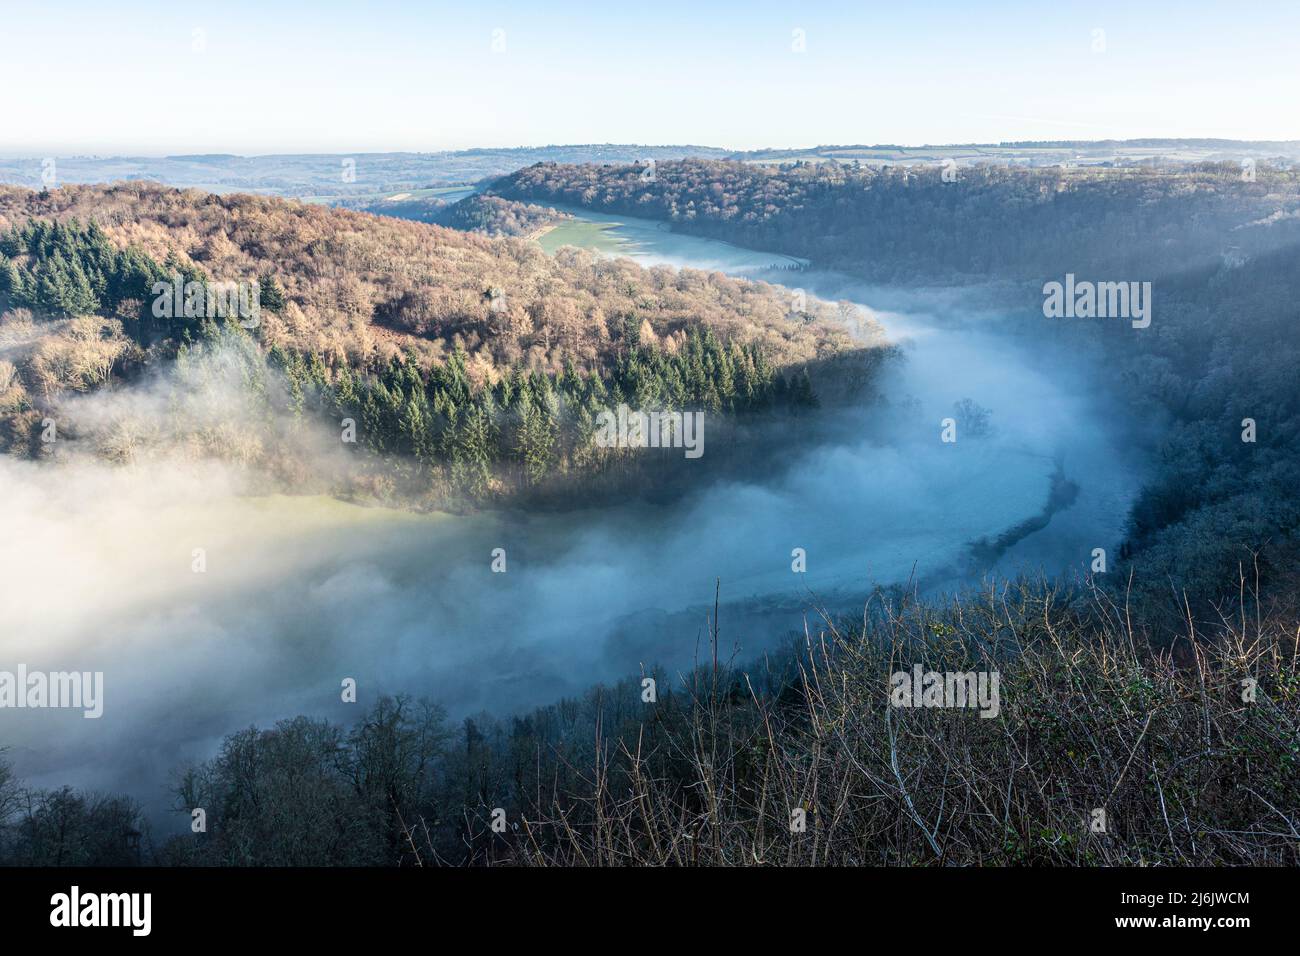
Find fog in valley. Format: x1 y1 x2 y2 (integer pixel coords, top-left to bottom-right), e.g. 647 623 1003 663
0 216 1151 834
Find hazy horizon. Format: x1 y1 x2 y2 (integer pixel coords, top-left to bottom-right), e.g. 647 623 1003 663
3 0 1299 154
7 135 1300 161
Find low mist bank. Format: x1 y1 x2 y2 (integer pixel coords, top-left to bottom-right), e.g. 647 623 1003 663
0 265 1147 835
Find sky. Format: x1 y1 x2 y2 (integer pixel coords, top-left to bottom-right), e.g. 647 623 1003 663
2 0 1298 154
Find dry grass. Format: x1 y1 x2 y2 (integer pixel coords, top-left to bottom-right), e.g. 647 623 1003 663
424 578 1299 866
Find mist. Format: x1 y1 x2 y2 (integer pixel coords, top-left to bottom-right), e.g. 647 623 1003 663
0 261 1149 837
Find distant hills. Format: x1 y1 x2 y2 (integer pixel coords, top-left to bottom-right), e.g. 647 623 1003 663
3 140 1297 203
0 146 732 200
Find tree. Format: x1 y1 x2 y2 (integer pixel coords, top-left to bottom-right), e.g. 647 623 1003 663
453 405 496 497
516 398 556 485
259 272 286 312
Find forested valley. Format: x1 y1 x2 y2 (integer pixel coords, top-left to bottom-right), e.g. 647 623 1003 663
0 184 882 509
495 158 1300 612
0 160 1297 870
493 158 1300 281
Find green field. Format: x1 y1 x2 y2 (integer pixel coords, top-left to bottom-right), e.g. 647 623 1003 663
535 204 807 275
536 217 633 254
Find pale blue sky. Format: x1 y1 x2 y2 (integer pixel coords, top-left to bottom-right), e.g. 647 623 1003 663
2 0 1298 154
